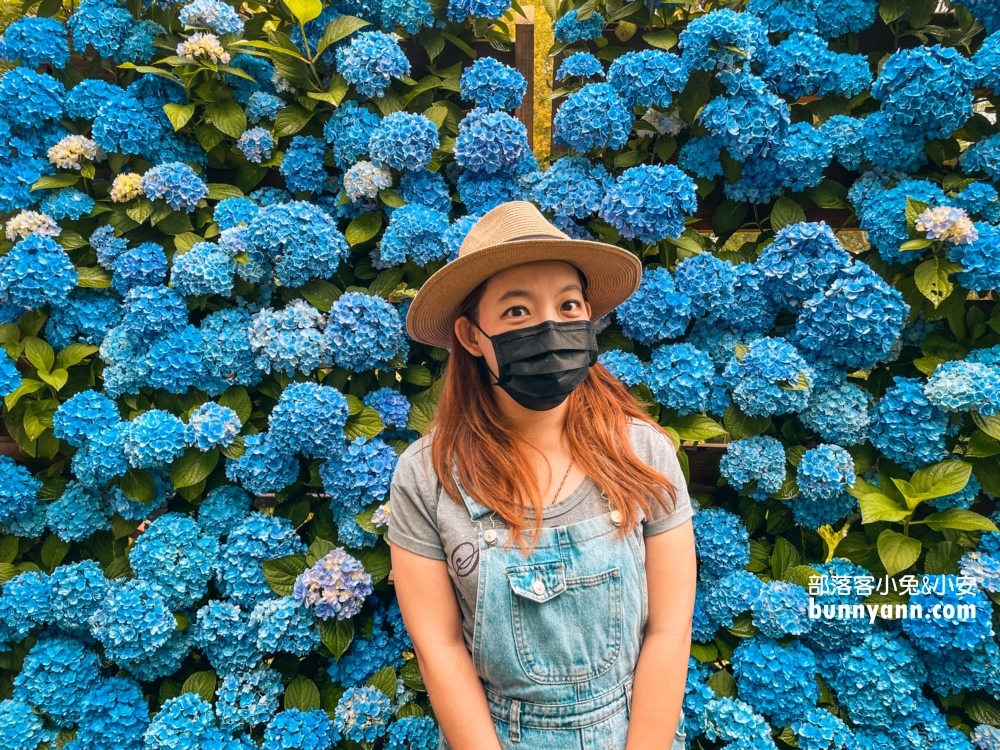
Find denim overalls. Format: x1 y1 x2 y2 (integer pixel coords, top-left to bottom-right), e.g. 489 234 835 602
439 466 687 749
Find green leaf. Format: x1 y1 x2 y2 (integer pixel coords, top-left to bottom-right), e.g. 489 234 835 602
316 15 370 56
263 554 308 595
966 697 1000 728
723 404 771 440
369 267 405 298
171 448 220 489
306 537 338 566
345 212 383 246
345 407 385 440
712 199 747 240
318 617 354 659
923 541 963 574
876 529 921 577
400 658 425 691
37 368 68 391
910 459 973 499
31 174 79 191
58 230 89 250
163 103 195 132
879 0 906 23
173 232 202 254
205 100 247 139
613 149 646 168
401 365 432 387
274 105 313 137
367 666 397 699
218 387 252 424
76 266 112 289
207 184 244 201
923 509 998 532
905 196 934 230
707 669 737 698
857 490 911 523
900 238 933 251
126 199 155 224
284 675 321 711
967 429 1000 458
23 399 57 441
378 189 405 208
355 544 391 584
641 28 678 50
914 257 960 308
670 414 726 442
770 536 799 580
284 0 322 24
804 179 849 209
908 0 936 27
104 555 133 580
23 337 54 373
784 564 822 590
122 469 155 504
972 411 1000 442
40 534 70 573
5 380 45 410
770 196 805 232
300 279 341 312
181 671 217 703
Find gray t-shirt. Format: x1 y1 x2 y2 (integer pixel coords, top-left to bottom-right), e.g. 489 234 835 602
387 418 694 651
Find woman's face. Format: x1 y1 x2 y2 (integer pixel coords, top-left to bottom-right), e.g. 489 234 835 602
455 260 592 370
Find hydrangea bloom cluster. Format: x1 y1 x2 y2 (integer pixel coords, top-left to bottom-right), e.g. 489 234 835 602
598 165 698 243
324 292 407 371
723 338 814 417
459 57 526 111
335 32 410 99
293 547 373 620
719 436 786 499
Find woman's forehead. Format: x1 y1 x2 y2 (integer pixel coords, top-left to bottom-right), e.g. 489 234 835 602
485 259 581 290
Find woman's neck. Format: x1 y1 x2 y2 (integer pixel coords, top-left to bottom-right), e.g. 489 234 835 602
501 399 569 453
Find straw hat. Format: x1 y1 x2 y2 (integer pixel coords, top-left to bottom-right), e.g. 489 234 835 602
405 201 643 349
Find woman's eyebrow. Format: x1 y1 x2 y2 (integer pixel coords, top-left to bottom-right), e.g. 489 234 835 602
495 283 582 303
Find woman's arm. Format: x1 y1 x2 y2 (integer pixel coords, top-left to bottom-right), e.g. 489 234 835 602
390 542 503 750
625 518 697 749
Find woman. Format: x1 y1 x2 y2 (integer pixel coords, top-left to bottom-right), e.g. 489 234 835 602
388 201 696 749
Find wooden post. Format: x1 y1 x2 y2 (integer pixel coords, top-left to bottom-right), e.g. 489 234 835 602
515 6 535 151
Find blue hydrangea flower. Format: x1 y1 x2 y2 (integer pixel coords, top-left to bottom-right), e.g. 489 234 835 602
2 16 69 68
645 343 714 415
446 0 509 21
674 253 737 322
677 136 724 180
44 482 111 541
46 560 109 636
264 708 341 750
215 513 306 609
12 634 102 726
44 289 121 349
131 512 220 609
123 409 188 469
854 179 952 263
0 234 77 309
381 0 433 32
459 57 526 111
702 697 773 745
246 92 286 123
142 323 210 393
52 390 120 449
900 575 994 654
187 402 242 451
324 292 407 371
607 49 689 109
246 201 349 288
268 382 349 459
197 485 253 539
597 350 645 387
799 383 871 446
456 170 524 215
552 9 605 43
237 127 274 164
248 300 331 376
72 674 149 749
869 376 949 471
791 263 909 370
385 716 437 750
679 9 770 71
531 156 612 220
732 637 818 725
343 161 392 203
116 19 162 64
948 220 1000 292
720 436 786 499
200 307 261 393
251 596 320 656
140 162 208 212
171 242 236 297
789 708 855 750
762 33 871 99
179 0 245 34
364 388 411 429
797 444 855 502
614 266 691 345
398 167 450 214
216 664 283 730
931 473 982 512
67 0 134 58
872 45 976 139
225 432 300 495
277 135 326 194
693 507 750 580
214 197 259 229
756 222 852 310
552 83 631 152
955 182 1000 223
293 547 373 620
89 577 176 665
334 686 392 743
193 600 261 676
454 108 529 176
748 0 876 38
378 204 449 266
111 242 168 294
599 164 697 243
38 188 94 220
752 579 812 637
0 68 64 128
924 360 1000 416
702 569 762 631
70 422 130 489
700 71 789 161
336 31 410 99
0 698 49 749
0 570 53 645
320 436 397 515
0 350 21 399
555 52 604 81
323 100 380 168
723 338 814 417
144 693 233 749
442 214 480 261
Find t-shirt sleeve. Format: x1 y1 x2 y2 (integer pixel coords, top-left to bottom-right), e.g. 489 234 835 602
386 442 447 560
632 421 695 537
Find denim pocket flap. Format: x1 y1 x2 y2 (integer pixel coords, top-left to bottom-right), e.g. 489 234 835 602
506 561 567 603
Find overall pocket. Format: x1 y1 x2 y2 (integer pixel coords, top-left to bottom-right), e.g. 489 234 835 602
506 560 623 684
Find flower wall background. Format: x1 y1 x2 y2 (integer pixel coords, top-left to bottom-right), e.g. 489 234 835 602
2 0 1000 747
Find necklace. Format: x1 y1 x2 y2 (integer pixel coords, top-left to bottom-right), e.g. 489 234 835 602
549 456 576 506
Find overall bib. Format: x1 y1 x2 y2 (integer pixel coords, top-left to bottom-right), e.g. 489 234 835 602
439 467 687 749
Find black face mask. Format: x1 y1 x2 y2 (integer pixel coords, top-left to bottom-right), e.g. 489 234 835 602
472 318 599 411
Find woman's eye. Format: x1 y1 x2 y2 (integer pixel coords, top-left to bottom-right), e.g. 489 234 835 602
563 299 582 311
503 305 528 317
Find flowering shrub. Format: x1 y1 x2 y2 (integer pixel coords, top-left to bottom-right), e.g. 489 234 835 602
1 0 1000 745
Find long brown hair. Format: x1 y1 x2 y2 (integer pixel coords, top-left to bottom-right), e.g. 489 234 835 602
425 264 679 554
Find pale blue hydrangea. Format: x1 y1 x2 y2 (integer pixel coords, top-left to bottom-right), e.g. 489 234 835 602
248 300 331 376
336 31 410 99
251 596 320 656
216 664 283 730
693 507 750 580
732 637 819 725
141 162 208 212
555 52 604 81
720 436 786 499
958 549 1000 592
0 234 77 309
237 127 274 164
200 307 261 393
924 360 1000 416
123 409 187 469
597 350 646 387
797 444 855 501
12 634 102 726
324 292 407 371
131 512 220 609
344 161 392 202
112 242 168 294
89 578 176 665
215 512 306 609
293 547 372 620
679 9 770 71
869 376 949 471
320 436 397 516
699 71 789 161
973 725 1000 750
723 338 814 417
460 57 526 111
45 482 111 542
799 383 870 446
52 390 120 448
607 49 689 109
947 221 1000 292
171 242 236 297
225 432 300 495
264 708 341 750
193 600 261 676
752 579 812 637
187 402 242 450
531 156 612 220
179 0 245 34
552 9 605 42
214 197 259 229
598 164 698 243
280 135 328 194
645 343 714 415
39 188 94 220
334 686 392 743
552 83 631 152
454 108 530 176
246 92 285 123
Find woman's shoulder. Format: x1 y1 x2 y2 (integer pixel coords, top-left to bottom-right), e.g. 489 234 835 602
625 416 678 455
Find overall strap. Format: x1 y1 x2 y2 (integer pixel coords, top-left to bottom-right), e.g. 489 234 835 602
450 457 496 521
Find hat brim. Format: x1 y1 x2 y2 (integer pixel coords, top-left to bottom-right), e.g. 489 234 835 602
406 238 643 349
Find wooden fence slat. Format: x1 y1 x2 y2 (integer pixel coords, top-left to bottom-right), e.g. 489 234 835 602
515 6 536 150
